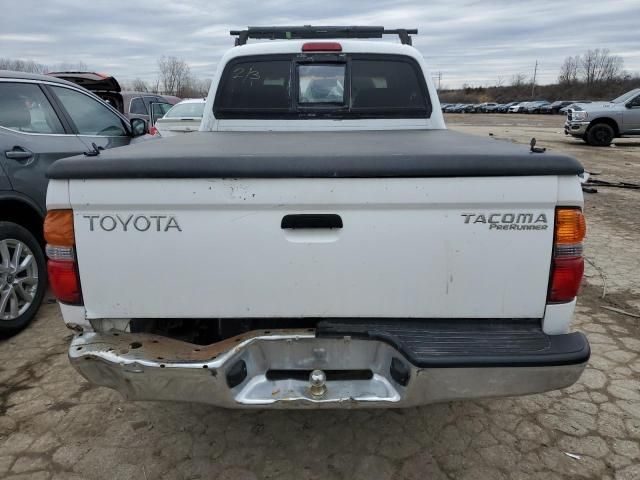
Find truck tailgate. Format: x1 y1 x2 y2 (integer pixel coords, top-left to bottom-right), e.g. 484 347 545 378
69 176 557 319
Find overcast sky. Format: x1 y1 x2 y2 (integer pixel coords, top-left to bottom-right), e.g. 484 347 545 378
2 0 639 88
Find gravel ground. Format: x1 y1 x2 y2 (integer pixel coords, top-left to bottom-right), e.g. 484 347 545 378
1 113 639 480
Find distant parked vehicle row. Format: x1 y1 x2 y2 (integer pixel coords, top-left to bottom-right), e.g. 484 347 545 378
442 99 594 114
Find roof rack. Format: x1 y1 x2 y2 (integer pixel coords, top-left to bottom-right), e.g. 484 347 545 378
230 26 418 46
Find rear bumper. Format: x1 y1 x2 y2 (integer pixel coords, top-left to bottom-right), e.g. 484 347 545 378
69 321 589 408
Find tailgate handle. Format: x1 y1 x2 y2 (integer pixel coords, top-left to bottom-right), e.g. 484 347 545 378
281 214 343 229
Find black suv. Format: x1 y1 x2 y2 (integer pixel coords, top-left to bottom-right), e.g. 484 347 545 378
0 70 148 333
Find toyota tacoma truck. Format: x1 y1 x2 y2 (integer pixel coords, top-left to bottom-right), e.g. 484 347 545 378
44 26 589 408
565 88 640 146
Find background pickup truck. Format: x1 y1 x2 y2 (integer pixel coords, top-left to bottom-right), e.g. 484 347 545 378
44 26 589 408
565 88 640 146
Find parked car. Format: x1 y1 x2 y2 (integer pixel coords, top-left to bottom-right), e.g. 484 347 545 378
463 104 478 113
153 98 206 137
525 101 551 114
508 102 529 113
47 72 179 126
46 25 589 409
565 88 640 146
447 103 466 113
482 103 500 113
475 102 499 113
0 70 150 333
497 102 521 113
540 101 575 114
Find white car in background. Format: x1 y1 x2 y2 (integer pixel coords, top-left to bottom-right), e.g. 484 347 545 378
508 102 529 113
153 98 205 137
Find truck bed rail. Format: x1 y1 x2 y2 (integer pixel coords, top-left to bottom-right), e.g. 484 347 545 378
47 130 583 180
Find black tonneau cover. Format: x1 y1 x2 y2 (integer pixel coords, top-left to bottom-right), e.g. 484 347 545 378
47 130 583 179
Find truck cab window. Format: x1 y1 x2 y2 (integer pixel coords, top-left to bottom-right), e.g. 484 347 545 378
351 60 427 111
216 60 291 112
298 64 345 104
214 54 431 119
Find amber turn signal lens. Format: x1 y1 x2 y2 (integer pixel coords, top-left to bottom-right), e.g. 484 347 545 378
555 208 586 244
44 210 75 247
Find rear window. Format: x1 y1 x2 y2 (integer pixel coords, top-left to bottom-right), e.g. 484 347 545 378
351 60 428 112
164 102 205 118
215 60 291 112
298 64 345 104
214 54 431 119
130 97 147 115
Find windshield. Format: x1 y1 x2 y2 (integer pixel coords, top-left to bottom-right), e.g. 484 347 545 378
164 102 205 118
611 90 640 103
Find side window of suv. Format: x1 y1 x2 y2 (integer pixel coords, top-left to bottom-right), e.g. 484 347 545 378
50 86 127 136
630 95 640 108
0 83 64 134
130 97 147 115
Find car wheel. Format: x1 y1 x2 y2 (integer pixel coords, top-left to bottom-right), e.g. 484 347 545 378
0 222 47 335
586 123 615 147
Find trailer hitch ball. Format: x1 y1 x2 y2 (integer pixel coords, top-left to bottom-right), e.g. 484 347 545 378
309 369 327 397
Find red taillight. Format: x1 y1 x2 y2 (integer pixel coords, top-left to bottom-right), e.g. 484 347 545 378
548 207 586 303
549 256 584 303
45 209 82 305
47 260 82 304
149 125 159 136
302 42 342 52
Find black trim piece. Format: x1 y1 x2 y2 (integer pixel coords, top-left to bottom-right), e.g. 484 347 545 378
266 369 373 381
39 84 75 135
47 130 584 180
230 26 417 46
390 357 410 386
281 214 343 229
226 359 247 388
0 192 45 217
316 319 590 368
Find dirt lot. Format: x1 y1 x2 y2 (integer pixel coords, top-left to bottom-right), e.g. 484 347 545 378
1 114 639 480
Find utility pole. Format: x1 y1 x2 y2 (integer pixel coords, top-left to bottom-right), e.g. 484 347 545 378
531 60 538 97
433 72 442 90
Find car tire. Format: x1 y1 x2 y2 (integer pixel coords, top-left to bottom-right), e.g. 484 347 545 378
586 123 615 147
0 222 47 335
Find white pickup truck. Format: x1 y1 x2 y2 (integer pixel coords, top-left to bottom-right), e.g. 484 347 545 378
44 26 589 408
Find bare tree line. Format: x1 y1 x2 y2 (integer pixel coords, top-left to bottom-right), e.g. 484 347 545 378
3 48 631 101
128 56 211 98
558 49 624 85
1 56 210 98
0 58 87 73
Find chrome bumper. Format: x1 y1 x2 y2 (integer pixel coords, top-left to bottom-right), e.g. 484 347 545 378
70 329 587 408
564 121 590 136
